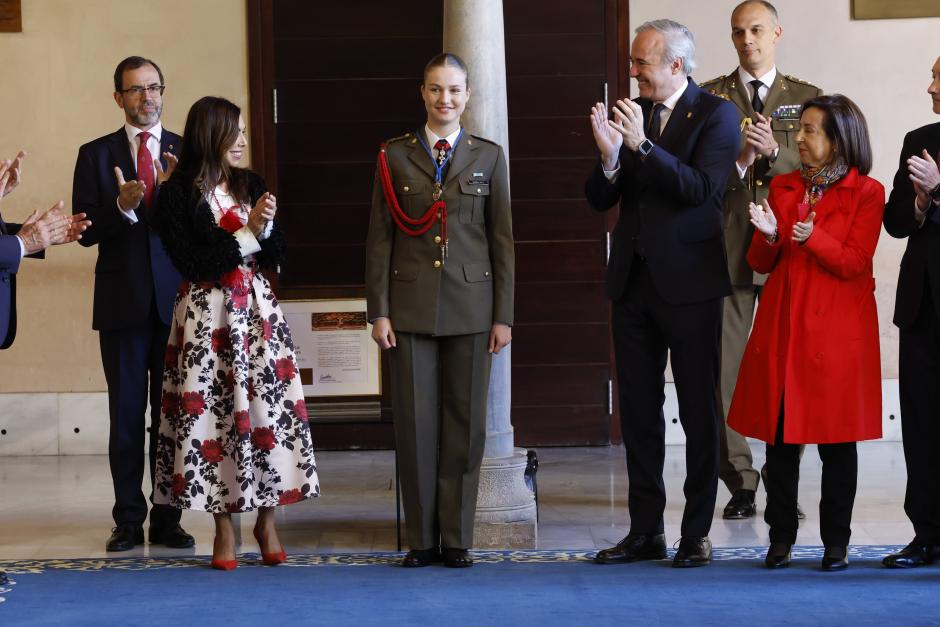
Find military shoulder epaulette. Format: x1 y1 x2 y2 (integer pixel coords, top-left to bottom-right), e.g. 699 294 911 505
700 75 726 88
784 74 815 87
468 134 499 147
385 132 412 144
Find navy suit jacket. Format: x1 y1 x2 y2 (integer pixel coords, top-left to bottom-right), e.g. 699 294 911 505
0 216 23 348
72 127 183 331
585 79 739 304
883 122 940 329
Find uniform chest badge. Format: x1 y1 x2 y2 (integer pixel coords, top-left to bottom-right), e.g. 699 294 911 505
772 104 802 120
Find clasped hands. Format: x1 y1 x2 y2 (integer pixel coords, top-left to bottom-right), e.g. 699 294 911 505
590 100 648 170
738 112 778 168
749 198 815 244
114 152 178 211
372 318 512 354
907 149 940 212
1 152 91 255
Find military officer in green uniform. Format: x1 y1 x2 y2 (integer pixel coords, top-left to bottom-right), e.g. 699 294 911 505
700 0 822 519
366 53 514 568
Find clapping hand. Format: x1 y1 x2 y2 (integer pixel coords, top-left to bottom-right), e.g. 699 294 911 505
247 192 276 237
16 201 92 255
154 152 178 186
608 98 647 153
590 102 623 170
749 198 777 239
908 149 940 211
114 166 146 211
792 211 815 244
0 151 26 199
745 113 778 160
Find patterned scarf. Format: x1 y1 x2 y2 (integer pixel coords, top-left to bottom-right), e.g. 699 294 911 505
799 159 848 209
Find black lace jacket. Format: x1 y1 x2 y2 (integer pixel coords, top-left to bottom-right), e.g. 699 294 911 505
154 171 287 282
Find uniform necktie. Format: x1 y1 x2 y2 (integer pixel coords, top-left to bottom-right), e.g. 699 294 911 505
749 79 764 113
433 139 451 168
647 103 664 142
136 131 155 211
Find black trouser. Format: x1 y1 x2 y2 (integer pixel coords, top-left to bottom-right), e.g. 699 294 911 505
99 304 180 529
764 411 857 547
612 259 722 537
898 284 940 544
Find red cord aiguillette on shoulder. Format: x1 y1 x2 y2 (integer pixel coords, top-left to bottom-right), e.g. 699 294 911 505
377 143 447 256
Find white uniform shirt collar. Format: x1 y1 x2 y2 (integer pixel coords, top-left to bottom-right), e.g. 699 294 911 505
737 66 777 99
424 125 462 148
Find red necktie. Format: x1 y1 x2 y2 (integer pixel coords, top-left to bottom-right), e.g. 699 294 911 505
136 131 155 211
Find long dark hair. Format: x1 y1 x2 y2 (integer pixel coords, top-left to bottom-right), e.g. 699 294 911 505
174 96 249 202
800 94 873 175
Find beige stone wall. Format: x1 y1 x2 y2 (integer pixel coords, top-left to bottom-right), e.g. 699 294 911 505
631 0 940 378
0 0 249 392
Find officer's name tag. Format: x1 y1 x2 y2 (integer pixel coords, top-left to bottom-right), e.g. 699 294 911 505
772 104 801 120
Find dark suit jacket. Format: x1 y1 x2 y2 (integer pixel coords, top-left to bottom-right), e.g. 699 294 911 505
72 127 183 331
883 121 940 329
585 78 739 304
0 216 23 348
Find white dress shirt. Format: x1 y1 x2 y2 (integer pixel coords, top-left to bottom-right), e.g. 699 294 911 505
118 122 163 224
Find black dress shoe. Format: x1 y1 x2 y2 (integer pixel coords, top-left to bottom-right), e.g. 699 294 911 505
594 533 667 564
401 547 442 568
723 489 757 519
106 524 144 552
149 523 195 549
764 542 792 568
822 546 848 571
882 541 940 568
0 571 8 585
673 536 712 568
442 548 473 568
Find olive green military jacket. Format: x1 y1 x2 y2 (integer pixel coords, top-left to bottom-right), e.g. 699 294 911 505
365 129 514 336
701 69 822 286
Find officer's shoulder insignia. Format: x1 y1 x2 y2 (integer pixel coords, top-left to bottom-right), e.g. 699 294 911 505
784 74 815 87
385 132 412 144
700 75 725 87
469 133 499 147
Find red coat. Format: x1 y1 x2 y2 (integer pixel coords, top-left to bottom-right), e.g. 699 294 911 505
727 169 884 444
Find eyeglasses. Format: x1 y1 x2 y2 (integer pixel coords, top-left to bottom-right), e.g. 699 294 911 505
119 84 165 97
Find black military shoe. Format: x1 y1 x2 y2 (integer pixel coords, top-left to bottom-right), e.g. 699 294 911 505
106 524 144 552
442 548 473 568
723 489 757 519
594 533 667 564
882 541 940 569
672 536 712 568
149 523 196 549
401 547 442 568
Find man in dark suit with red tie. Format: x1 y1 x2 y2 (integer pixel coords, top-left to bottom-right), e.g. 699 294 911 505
2 151 91 584
585 19 739 567
72 56 193 552
882 55 940 570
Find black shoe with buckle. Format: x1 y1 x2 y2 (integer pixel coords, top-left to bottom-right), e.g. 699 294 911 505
673 536 712 568
882 541 940 569
594 533 667 564
106 523 144 552
723 489 757 519
149 523 195 549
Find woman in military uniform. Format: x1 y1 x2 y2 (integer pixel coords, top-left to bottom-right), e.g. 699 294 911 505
365 53 514 568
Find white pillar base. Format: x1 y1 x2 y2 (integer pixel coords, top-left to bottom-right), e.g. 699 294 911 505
473 447 537 549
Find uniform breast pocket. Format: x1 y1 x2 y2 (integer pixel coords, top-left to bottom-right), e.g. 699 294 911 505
397 180 430 217
771 118 799 148
458 179 489 224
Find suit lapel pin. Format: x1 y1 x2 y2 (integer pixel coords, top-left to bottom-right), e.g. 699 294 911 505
687 112 693 118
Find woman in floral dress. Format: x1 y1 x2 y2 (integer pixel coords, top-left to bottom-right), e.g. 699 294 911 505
153 96 318 570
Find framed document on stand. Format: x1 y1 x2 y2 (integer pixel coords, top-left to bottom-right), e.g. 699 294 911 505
280 299 382 398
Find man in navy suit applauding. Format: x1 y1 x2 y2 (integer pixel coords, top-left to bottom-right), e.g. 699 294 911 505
72 56 193 552
585 19 739 568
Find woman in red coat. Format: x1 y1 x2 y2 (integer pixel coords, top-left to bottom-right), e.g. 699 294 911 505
727 94 884 571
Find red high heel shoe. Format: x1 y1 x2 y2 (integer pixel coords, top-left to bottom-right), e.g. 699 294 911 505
211 558 238 571
254 527 287 566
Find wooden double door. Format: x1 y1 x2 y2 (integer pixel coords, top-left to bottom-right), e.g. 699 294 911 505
247 0 629 447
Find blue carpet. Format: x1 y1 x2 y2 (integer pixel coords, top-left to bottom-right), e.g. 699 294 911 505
2 547 939 626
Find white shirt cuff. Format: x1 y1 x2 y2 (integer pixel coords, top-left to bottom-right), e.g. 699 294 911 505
233 225 262 257
603 166 620 183
15 235 25 258
116 197 139 224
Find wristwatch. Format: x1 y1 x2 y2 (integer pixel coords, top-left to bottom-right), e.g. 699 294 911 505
638 139 654 157
930 182 940 200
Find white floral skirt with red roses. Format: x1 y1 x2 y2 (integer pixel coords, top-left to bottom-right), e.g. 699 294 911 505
153 269 320 513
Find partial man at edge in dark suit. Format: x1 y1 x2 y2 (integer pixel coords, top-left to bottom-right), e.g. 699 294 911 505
72 56 194 552
585 19 739 568
1 151 91 585
882 54 940 570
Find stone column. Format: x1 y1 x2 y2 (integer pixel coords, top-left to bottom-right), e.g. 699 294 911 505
443 0 537 549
